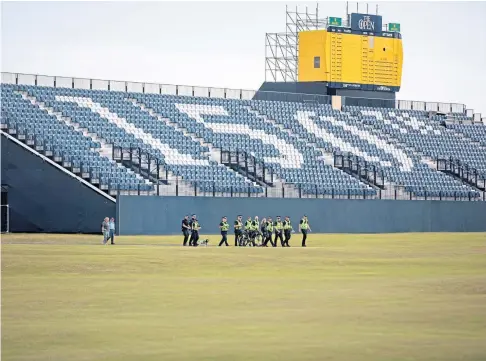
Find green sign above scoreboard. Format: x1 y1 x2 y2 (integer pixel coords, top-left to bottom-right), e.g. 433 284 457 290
388 23 401 32
328 17 342 26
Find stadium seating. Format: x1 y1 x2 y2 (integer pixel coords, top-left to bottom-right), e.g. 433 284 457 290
1 85 152 193
341 106 485 196
1 84 261 194
448 123 486 148
2 83 485 199
131 94 373 196
346 106 486 175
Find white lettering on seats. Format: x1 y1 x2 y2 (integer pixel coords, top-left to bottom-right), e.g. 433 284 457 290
56 96 209 165
175 103 304 168
296 111 414 172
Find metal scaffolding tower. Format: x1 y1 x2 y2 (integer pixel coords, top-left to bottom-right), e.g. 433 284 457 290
264 4 330 82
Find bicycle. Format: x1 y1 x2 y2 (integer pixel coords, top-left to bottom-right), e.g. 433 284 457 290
239 230 263 247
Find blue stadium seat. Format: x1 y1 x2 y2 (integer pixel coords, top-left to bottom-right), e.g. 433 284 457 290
2 82 485 198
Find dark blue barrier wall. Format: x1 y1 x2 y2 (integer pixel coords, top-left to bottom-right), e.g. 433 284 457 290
117 196 486 235
1 134 116 233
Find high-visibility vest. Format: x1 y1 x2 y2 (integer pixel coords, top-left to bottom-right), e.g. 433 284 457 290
234 220 242 230
275 221 283 231
284 220 292 230
252 221 259 231
192 221 200 231
267 221 274 232
245 220 252 229
221 222 229 232
300 219 309 230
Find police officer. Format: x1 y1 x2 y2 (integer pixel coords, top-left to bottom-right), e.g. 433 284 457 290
263 217 275 247
234 215 243 246
182 215 191 246
218 216 230 246
244 216 252 234
252 216 259 235
283 216 293 247
190 214 201 247
250 216 259 246
274 216 284 247
260 218 267 246
188 214 196 246
299 215 311 247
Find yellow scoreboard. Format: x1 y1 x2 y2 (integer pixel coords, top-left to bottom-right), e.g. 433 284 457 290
298 28 403 91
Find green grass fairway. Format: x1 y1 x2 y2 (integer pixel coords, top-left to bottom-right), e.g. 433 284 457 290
2 233 486 361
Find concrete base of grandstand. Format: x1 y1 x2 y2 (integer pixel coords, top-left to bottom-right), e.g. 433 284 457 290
1 133 115 233
116 196 486 235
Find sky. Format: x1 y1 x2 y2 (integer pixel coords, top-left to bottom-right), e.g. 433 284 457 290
1 1 485 115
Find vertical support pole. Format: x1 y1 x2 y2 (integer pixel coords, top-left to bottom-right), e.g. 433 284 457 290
147 153 151 177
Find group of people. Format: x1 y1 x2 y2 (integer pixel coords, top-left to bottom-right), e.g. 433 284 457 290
181 214 202 247
181 214 311 247
101 217 116 245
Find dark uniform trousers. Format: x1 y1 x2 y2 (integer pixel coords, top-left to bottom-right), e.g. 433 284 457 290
275 231 284 247
284 230 291 246
301 229 308 246
235 230 242 246
219 231 229 246
182 229 190 246
263 231 274 247
190 231 199 246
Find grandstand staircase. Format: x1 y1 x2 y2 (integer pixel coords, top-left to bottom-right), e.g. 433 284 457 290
16 91 154 190
333 153 385 190
436 158 486 192
220 149 274 187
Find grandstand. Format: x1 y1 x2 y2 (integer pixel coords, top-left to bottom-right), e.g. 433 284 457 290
1 74 485 203
1 5 486 236
2 3 486 360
